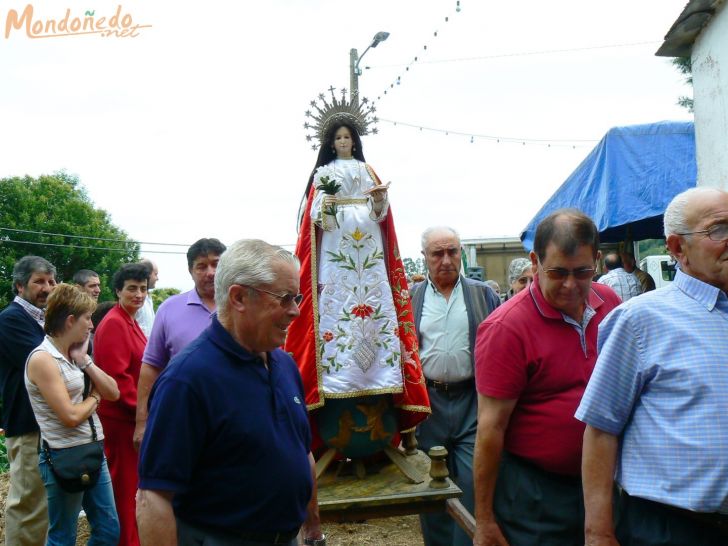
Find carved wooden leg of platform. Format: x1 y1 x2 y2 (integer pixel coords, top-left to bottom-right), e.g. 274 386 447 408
354 459 367 479
315 448 338 480
401 430 418 456
428 446 449 489
382 445 426 484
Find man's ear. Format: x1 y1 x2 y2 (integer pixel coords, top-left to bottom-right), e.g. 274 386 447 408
666 234 686 266
529 251 538 271
227 284 248 313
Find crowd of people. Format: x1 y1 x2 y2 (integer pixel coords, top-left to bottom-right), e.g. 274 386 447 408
0 119 727 546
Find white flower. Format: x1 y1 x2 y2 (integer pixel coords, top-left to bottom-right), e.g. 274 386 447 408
314 164 336 182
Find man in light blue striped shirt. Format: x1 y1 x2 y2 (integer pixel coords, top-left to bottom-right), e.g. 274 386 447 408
577 187 728 545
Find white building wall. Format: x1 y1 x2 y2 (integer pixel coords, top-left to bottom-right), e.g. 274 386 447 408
692 1 728 189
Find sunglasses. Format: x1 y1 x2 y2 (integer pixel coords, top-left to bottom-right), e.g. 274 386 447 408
245 286 303 307
538 260 595 281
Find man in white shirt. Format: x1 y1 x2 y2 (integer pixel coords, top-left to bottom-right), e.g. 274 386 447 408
598 252 642 301
410 226 500 546
136 259 158 337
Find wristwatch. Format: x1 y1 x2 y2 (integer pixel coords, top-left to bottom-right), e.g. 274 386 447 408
303 534 326 546
78 358 93 371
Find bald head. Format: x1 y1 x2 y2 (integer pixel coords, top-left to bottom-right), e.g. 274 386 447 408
533 209 599 262
665 187 728 292
664 188 728 237
140 259 159 289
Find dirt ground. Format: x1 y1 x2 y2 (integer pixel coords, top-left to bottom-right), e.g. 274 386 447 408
0 473 425 545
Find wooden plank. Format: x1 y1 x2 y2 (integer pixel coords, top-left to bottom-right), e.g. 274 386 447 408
317 450 461 514
315 448 338 480
382 445 426 484
320 499 447 523
445 498 476 539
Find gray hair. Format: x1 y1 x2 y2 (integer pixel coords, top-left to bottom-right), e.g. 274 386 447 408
72 269 99 286
485 280 500 294
507 257 531 285
214 239 300 315
13 256 56 294
420 226 461 252
664 187 724 237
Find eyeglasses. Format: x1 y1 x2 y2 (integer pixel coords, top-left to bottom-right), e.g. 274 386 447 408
538 261 595 281
516 276 532 285
677 223 728 242
246 286 303 307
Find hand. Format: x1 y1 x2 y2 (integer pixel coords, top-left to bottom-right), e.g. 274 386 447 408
69 335 91 366
133 420 147 452
473 520 509 546
364 182 390 203
322 195 338 207
300 526 324 545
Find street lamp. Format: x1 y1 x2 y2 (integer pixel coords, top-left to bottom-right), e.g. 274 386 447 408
350 31 389 107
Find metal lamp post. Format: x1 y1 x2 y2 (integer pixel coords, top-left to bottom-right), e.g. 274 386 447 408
350 31 389 106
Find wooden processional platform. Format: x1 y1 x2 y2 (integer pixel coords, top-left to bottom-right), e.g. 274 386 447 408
316 445 475 538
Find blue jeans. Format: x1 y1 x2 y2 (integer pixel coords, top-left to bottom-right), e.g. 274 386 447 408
39 454 120 546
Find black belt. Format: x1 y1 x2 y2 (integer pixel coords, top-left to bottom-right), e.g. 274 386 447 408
236 529 299 543
664 503 728 536
621 490 728 537
425 377 475 394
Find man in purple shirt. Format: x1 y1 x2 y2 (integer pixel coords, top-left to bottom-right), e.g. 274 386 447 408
133 238 226 451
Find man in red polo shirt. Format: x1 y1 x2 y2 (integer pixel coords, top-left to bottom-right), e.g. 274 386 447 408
472 209 621 546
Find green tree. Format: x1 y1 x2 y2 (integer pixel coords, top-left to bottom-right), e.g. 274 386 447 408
0 172 140 307
403 257 426 278
672 56 693 113
637 239 668 258
151 287 181 311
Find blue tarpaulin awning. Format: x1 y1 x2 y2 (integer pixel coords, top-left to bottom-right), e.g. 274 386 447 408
520 121 696 250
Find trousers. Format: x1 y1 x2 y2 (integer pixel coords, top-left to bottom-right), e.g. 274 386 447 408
494 451 584 546
100 416 139 546
416 386 476 546
5 432 48 546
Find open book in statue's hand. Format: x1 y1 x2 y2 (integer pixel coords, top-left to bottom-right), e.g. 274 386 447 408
363 181 390 202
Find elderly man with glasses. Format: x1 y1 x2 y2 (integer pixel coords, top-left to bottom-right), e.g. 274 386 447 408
578 188 728 546
137 239 324 546
472 209 621 546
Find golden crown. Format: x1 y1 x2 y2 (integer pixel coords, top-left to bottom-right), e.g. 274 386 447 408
304 86 378 150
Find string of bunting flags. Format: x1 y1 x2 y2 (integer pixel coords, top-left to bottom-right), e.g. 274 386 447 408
378 118 599 148
373 1 463 102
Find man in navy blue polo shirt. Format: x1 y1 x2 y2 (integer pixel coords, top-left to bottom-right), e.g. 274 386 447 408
137 239 325 546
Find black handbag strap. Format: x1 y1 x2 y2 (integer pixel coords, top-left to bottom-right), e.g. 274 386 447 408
82 371 98 442
42 370 98 453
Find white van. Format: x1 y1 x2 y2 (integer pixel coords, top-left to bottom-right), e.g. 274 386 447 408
639 255 677 289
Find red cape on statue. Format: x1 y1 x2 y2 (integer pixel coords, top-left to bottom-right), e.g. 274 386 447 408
285 166 430 435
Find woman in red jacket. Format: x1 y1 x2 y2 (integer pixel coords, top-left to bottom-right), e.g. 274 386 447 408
93 263 149 546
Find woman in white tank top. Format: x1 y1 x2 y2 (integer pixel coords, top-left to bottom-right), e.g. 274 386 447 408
25 283 121 545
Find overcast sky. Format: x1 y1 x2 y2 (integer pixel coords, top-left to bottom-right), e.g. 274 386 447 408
0 0 692 290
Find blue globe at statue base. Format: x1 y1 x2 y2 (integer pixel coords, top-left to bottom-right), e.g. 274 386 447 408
316 395 398 459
